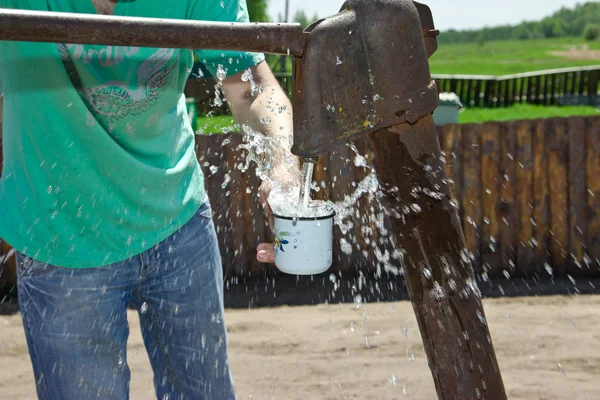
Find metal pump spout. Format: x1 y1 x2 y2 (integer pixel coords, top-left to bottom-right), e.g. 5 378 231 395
290 0 440 158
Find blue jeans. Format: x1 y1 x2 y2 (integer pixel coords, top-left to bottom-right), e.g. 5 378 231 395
16 201 235 400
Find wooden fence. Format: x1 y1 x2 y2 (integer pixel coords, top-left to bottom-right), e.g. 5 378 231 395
438 116 600 279
1 116 599 280
192 115 600 279
434 66 600 108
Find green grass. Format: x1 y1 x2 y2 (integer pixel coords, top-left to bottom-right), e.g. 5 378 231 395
458 104 599 124
195 105 598 132
195 115 239 134
430 37 600 75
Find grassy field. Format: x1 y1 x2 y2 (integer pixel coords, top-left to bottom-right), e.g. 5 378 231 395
430 37 600 75
195 104 599 132
271 37 600 76
457 104 598 124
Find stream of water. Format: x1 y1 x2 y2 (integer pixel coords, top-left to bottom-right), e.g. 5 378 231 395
298 161 315 210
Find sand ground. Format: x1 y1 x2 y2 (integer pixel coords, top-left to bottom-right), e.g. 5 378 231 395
1 295 599 399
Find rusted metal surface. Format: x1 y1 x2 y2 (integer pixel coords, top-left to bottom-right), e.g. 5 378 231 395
291 0 440 157
414 1 440 57
368 118 507 399
0 8 306 56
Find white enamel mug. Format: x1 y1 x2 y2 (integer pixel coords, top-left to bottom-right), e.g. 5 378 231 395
273 212 334 276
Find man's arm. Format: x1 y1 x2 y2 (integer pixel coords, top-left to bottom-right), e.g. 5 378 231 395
221 60 300 199
220 60 300 263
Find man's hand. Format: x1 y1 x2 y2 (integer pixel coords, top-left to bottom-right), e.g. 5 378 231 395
257 179 274 263
221 61 299 264
256 167 300 263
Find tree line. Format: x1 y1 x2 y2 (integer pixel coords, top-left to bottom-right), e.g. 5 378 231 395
247 0 318 27
440 2 600 44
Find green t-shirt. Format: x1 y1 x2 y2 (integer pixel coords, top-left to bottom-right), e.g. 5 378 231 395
0 0 264 268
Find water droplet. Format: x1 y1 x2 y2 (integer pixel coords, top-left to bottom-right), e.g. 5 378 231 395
354 295 362 309
140 302 148 314
364 336 370 349
336 56 343 65
476 309 487 325
557 363 566 378
410 204 422 213
350 321 356 332
407 346 415 361
388 374 398 386
432 281 445 299
466 278 482 298
340 238 353 255
221 173 231 189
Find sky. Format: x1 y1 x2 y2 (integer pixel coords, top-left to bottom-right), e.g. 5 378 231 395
267 0 587 31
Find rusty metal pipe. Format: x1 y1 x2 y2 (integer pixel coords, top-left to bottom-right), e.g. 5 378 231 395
0 8 306 56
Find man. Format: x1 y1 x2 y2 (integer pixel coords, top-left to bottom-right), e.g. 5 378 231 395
0 0 294 398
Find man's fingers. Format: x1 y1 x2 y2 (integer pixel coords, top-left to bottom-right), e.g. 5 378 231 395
257 244 275 263
257 243 273 252
261 201 272 215
259 200 274 231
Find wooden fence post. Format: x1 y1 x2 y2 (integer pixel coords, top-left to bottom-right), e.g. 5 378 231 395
547 118 569 276
589 69 599 106
499 122 517 275
515 120 536 274
567 117 588 275
532 119 550 274
587 118 600 269
462 124 483 274
481 123 502 277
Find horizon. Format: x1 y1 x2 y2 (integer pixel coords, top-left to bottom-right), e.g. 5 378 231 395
267 0 591 31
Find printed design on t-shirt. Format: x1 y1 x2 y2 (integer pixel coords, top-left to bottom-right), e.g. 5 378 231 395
58 44 178 123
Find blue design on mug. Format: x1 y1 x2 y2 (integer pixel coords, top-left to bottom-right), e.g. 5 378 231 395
274 229 290 252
